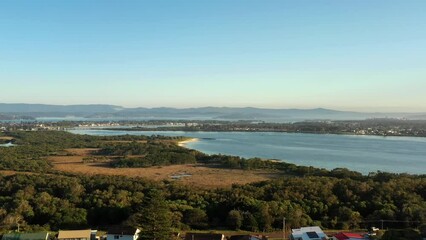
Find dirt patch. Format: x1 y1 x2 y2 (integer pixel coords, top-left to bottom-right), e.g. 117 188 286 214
0 136 14 140
65 148 100 156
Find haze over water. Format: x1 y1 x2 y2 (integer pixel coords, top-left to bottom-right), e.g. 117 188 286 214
70 129 426 175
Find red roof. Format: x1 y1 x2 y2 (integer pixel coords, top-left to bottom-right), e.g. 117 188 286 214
334 232 365 240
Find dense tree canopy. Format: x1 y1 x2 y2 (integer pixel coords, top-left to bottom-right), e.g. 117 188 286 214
0 172 424 233
0 131 425 234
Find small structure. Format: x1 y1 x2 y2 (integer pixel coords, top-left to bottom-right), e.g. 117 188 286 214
229 235 267 240
332 232 367 240
331 232 368 240
1 232 49 240
57 229 95 240
184 233 226 240
290 226 328 240
106 226 140 240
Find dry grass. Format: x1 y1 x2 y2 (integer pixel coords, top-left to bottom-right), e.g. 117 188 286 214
0 170 22 176
48 148 282 188
0 170 36 176
64 148 100 156
0 136 14 140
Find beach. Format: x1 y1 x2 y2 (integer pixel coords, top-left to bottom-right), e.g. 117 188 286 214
178 138 199 147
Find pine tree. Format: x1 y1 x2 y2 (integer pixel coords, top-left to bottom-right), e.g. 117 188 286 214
226 210 242 230
138 189 172 240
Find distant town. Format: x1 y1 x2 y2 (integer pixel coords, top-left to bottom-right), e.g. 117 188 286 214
1 118 425 137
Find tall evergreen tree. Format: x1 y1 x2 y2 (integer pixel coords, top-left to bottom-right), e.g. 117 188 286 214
226 210 243 230
138 189 172 240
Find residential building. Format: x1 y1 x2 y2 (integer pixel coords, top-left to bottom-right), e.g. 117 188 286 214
106 226 140 240
331 232 367 240
229 235 267 240
57 229 96 240
290 226 328 240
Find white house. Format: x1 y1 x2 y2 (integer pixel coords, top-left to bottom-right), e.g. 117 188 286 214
106 226 140 240
290 226 328 240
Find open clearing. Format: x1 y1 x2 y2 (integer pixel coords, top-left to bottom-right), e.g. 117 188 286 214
0 136 14 140
64 148 100 156
48 148 281 188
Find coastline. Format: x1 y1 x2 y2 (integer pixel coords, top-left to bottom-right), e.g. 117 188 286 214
95 127 426 138
67 129 426 175
177 138 200 148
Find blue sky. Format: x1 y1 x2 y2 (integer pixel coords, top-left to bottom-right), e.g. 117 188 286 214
0 0 425 111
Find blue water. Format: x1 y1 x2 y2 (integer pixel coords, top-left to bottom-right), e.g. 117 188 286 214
68 129 426 175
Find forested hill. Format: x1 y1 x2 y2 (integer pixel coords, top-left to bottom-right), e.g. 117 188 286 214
1 103 426 120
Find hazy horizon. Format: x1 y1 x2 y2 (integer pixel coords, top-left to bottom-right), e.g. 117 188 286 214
1 102 426 114
1 0 425 112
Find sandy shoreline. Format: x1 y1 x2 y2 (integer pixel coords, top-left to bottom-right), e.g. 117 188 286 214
178 138 199 147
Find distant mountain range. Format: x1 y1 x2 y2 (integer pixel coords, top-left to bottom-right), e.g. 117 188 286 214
0 103 425 121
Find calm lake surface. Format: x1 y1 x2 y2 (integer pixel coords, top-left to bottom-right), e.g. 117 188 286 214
69 129 426 175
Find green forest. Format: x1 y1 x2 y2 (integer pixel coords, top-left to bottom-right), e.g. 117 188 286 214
0 131 425 237
98 140 197 167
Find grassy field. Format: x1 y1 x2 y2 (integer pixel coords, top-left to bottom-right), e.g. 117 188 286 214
48 147 282 188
